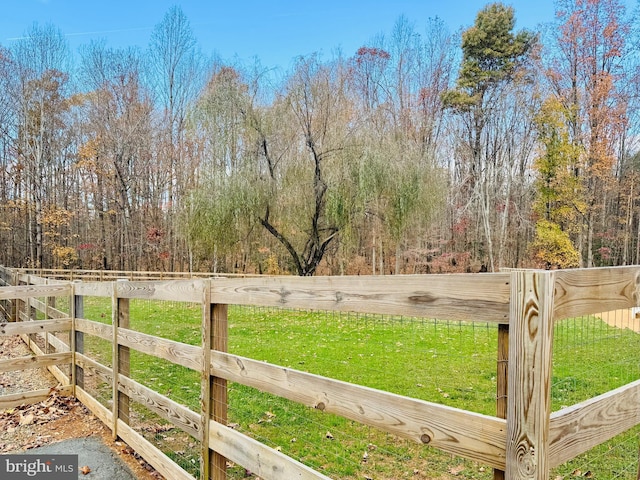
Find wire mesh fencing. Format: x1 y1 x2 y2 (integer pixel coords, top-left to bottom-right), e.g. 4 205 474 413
225 306 503 479
551 309 640 479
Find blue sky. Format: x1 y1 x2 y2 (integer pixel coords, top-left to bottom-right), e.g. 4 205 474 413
1 0 638 70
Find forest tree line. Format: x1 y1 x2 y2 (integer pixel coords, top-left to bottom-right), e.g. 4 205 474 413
1 0 639 275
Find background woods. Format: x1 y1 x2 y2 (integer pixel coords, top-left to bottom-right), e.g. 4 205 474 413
1 1 640 275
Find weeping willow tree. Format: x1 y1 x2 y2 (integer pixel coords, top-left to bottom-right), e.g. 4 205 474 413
186 52 447 275
186 58 361 275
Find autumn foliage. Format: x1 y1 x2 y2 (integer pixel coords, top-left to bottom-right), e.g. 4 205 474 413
0 2 638 274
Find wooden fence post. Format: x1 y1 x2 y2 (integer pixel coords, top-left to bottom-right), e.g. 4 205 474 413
73 280 84 391
494 323 509 480
43 279 52 354
10 271 18 322
506 270 555 480
201 280 212 480
112 279 130 440
201 278 228 480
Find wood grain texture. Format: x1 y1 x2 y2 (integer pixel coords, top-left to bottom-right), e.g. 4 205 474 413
0 352 72 372
0 318 71 336
506 271 555 480
548 379 640 467
208 419 332 480
118 374 201 439
114 279 203 302
117 327 202 371
554 266 640 320
75 318 112 341
210 350 507 469
73 281 113 297
117 419 195 480
0 386 73 409
0 284 71 300
211 273 511 322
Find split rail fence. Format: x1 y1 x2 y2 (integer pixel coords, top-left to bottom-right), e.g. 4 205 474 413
0 266 639 480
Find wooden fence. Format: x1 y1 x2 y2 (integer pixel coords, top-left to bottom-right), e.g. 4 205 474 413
0 266 638 480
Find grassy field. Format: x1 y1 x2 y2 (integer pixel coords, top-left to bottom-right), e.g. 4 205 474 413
76 296 640 479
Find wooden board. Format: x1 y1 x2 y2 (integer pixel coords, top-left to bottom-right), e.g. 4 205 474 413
210 350 507 469
118 375 201 439
21 334 69 386
0 284 71 300
0 352 72 372
117 327 202 371
0 318 71 336
211 273 511 322
75 385 112 428
554 266 640 320
116 419 195 480
115 280 203 303
0 385 73 409
75 318 112 341
208 419 332 480
25 331 69 353
548 379 640 467
73 281 113 298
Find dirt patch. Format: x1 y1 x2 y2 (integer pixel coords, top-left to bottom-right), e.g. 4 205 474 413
596 309 640 333
0 336 163 479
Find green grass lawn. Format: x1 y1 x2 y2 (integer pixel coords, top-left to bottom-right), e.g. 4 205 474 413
77 296 640 479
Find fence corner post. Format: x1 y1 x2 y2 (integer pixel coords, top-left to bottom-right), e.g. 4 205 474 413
505 270 555 480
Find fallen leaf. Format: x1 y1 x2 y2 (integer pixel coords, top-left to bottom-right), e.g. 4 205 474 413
80 465 91 475
19 413 34 426
449 465 465 475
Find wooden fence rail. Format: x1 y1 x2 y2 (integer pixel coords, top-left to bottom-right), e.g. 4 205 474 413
0 265 638 480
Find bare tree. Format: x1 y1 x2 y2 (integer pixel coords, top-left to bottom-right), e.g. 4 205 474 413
79 42 153 270
148 6 205 270
10 23 71 267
